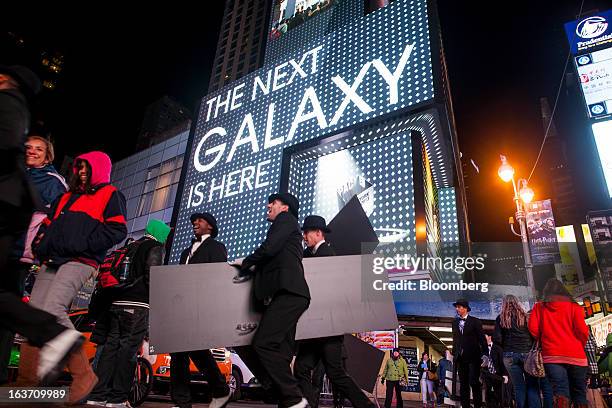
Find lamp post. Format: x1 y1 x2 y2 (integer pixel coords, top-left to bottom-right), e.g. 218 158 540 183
498 155 537 302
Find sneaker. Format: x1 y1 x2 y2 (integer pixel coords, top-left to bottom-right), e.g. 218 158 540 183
37 329 84 385
210 393 231 408
288 398 310 408
86 401 107 406
105 402 133 408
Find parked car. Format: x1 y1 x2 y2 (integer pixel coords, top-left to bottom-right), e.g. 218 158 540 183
229 350 261 401
148 346 232 399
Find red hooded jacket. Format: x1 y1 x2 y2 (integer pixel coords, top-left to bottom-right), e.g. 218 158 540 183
34 151 127 267
528 298 589 366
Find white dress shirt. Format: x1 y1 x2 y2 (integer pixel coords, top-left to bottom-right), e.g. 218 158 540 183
187 234 210 264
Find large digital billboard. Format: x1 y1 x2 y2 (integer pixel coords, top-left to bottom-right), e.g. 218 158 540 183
270 0 339 40
575 47 612 118
169 0 439 262
592 120 612 198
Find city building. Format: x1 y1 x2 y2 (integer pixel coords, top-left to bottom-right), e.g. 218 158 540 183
135 96 192 151
208 0 272 92
111 130 189 240
161 1 495 401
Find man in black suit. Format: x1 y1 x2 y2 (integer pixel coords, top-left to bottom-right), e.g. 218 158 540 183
239 193 311 408
171 212 230 408
482 334 507 408
451 299 488 408
295 216 374 408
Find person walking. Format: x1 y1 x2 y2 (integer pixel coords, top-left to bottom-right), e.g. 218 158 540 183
21 151 127 403
0 64 84 388
494 294 541 408
528 278 589 408
0 134 67 385
451 299 488 408
170 212 231 408
416 352 436 407
436 350 452 405
381 348 409 408
237 193 311 408
294 215 374 408
87 219 171 408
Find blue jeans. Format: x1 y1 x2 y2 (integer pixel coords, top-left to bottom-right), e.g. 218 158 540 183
503 352 541 408
543 363 587 404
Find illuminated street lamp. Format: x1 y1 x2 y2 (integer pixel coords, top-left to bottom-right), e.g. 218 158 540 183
498 155 536 302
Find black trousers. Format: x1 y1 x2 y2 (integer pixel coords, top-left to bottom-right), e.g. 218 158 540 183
295 336 373 408
233 345 278 398
252 292 309 408
89 305 148 403
483 373 502 408
0 260 29 384
384 380 403 408
457 358 482 408
170 348 229 408
0 208 65 366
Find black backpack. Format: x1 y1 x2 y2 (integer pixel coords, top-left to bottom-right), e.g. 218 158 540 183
96 240 143 290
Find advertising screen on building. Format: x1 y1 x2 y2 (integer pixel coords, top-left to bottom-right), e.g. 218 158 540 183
270 0 338 40
575 47 612 118
565 9 612 55
169 0 438 263
592 120 612 198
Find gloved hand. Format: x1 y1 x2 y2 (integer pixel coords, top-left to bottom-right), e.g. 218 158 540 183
381 378 385 384
503 375 508 384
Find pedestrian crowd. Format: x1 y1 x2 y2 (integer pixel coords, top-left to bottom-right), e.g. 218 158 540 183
1 64 610 408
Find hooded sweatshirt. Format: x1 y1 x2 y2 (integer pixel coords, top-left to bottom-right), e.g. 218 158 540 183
528 298 589 366
33 151 127 268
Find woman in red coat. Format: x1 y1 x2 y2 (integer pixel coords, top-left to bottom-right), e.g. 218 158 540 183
528 278 589 408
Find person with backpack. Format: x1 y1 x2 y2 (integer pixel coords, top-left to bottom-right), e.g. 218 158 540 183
19 151 127 404
86 219 171 408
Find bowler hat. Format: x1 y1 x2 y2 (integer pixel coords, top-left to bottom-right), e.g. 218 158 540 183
452 299 471 312
190 212 219 238
0 65 41 97
268 192 299 218
301 215 330 233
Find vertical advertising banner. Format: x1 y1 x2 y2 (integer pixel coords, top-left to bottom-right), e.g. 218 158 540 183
587 210 612 299
526 199 561 265
398 346 419 393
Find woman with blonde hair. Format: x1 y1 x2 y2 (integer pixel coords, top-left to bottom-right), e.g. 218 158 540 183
494 294 539 408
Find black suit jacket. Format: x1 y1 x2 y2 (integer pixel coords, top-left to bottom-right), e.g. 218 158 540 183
303 241 336 258
486 343 506 377
452 315 487 362
242 211 310 301
179 237 228 265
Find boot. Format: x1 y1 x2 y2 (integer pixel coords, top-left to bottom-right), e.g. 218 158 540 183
66 345 97 405
552 395 570 408
13 343 38 386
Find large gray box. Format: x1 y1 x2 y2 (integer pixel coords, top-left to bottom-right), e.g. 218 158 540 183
149 255 398 353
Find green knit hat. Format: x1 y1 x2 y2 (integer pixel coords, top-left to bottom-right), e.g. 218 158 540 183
145 219 171 244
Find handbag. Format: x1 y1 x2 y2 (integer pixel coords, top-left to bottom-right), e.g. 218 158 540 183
427 371 438 381
587 388 608 408
524 304 545 378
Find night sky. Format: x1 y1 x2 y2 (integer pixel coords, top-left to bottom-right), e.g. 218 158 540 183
3 0 611 241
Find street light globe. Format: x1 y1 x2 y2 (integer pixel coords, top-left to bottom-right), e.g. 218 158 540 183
498 162 514 182
519 185 535 204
